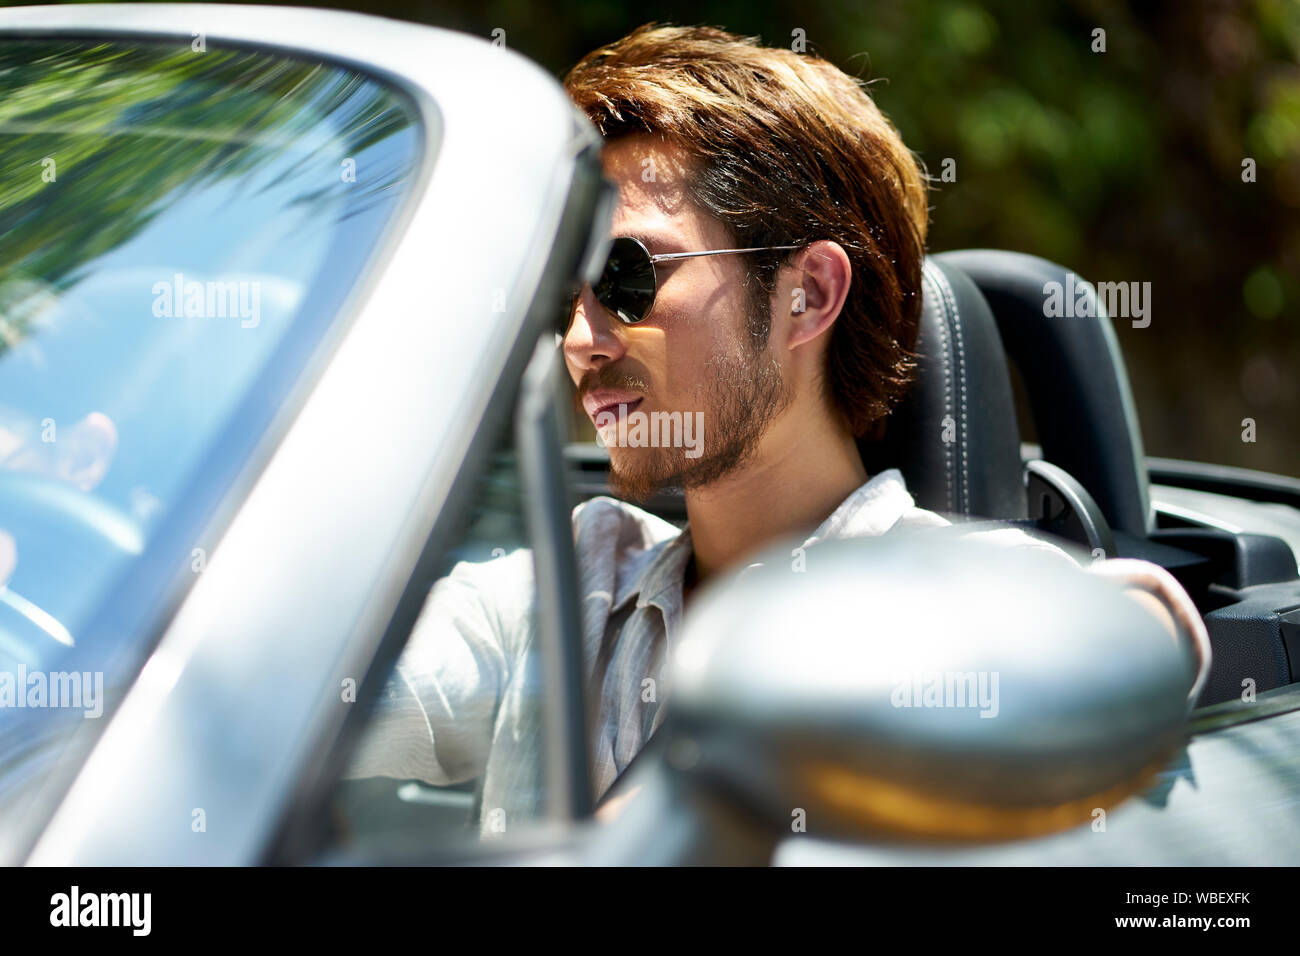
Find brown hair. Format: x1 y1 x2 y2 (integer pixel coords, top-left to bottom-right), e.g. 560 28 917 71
563 23 930 438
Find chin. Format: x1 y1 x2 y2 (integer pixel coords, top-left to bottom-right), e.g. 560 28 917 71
606 448 677 504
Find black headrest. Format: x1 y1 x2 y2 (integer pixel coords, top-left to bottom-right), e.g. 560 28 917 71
935 250 1152 538
858 257 1026 520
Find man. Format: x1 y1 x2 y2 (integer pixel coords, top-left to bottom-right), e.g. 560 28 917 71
347 24 1210 833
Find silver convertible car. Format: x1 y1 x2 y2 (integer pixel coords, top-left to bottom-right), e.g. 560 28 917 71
1 5 1298 866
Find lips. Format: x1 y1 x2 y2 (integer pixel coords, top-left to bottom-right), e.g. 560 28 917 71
583 389 643 424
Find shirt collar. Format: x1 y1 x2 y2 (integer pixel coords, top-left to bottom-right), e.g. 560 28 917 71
611 522 694 617
609 468 914 621
800 466 916 545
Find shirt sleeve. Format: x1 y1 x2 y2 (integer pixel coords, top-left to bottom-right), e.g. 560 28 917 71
955 524 1087 569
343 549 531 785
957 523 1210 704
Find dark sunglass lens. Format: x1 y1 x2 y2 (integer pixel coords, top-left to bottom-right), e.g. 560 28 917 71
593 237 656 324
558 288 578 338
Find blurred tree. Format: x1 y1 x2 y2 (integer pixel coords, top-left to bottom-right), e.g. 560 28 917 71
8 0 1299 475
0 39 409 352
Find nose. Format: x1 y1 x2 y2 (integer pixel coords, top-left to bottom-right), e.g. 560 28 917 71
563 283 627 378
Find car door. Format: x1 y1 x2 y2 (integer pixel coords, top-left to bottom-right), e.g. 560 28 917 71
1 6 611 865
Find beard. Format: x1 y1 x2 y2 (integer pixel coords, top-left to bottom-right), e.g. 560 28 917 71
604 306 791 504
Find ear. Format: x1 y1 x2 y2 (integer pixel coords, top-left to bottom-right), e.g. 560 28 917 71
780 240 852 351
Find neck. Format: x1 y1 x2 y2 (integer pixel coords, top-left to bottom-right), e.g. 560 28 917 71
683 408 868 590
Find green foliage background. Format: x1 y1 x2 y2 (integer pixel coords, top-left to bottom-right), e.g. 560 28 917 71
14 0 1300 476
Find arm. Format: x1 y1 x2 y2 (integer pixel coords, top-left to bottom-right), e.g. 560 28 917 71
344 549 530 785
1084 557 1213 708
959 526 1212 709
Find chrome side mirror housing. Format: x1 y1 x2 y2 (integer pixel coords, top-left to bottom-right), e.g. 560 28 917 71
665 532 1196 843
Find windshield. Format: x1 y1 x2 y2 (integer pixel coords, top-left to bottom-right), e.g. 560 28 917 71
0 37 422 821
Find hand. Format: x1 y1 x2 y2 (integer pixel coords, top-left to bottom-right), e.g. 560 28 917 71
1085 558 1212 707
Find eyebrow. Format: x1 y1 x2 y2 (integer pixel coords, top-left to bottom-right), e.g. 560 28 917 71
619 231 679 255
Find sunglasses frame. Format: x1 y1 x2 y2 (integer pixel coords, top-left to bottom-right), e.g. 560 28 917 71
566 235 803 332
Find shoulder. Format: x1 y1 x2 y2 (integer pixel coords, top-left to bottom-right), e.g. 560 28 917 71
425 546 536 638
571 496 685 604
572 495 682 553
425 497 680 616
904 507 1086 570
959 524 1086 569
882 478 1083 570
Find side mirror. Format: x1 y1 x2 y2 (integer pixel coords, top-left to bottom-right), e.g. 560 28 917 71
665 532 1197 843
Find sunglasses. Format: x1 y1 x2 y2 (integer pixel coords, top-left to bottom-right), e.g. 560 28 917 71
562 236 801 333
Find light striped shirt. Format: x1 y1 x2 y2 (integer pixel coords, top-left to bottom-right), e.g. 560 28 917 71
346 467 1087 834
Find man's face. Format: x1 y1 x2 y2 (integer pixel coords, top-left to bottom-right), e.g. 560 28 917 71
562 134 790 502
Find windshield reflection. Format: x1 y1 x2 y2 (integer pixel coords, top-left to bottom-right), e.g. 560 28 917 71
0 38 421 828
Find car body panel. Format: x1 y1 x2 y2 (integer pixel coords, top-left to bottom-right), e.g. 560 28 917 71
1152 484 1300 570
774 685 1300 865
